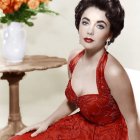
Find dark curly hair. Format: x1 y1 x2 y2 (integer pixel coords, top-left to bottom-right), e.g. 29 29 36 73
75 0 125 44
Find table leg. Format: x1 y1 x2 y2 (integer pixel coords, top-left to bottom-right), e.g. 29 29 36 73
0 72 26 140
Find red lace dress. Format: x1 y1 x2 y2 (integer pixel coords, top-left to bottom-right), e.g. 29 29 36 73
10 50 128 140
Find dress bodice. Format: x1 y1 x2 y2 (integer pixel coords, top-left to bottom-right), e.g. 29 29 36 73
65 49 122 126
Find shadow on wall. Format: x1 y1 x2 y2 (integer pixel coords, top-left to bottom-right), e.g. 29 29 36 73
126 68 140 115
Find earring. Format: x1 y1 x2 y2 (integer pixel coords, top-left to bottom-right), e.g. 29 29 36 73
105 39 110 50
107 40 111 46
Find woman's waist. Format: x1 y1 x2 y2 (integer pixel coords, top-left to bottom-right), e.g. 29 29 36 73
79 110 123 126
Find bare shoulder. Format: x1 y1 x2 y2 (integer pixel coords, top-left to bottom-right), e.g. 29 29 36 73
67 48 83 78
104 53 138 124
67 48 83 65
105 53 126 77
105 53 131 91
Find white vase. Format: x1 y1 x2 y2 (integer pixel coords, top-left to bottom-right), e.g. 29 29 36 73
2 22 27 63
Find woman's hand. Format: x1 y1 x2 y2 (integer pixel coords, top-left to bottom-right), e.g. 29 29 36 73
16 120 49 137
15 99 76 137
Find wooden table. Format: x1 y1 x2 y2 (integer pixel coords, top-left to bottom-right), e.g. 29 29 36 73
0 55 67 140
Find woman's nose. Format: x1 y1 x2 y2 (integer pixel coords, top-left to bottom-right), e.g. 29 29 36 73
87 26 94 35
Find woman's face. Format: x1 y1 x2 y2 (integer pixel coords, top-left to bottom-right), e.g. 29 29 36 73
79 6 111 51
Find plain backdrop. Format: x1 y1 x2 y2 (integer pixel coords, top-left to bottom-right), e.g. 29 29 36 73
0 0 140 128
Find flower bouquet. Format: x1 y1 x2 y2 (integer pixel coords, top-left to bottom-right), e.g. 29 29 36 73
0 0 58 26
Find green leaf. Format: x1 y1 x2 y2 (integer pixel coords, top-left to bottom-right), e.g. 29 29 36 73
24 20 34 26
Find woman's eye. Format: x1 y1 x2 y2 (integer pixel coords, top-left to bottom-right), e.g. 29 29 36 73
82 21 88 25
97 24 105 29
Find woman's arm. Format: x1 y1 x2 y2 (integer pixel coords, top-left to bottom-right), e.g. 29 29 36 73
105 56 140 140
47 49 83 124
16 49 81 137
17 99 76 137
44 99 76 125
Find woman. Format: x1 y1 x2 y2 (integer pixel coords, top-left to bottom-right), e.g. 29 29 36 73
10 0 140 139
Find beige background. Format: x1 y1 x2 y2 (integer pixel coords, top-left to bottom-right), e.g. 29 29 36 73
0 0 140 128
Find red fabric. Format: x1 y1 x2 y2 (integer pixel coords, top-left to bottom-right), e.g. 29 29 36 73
10 50 128 140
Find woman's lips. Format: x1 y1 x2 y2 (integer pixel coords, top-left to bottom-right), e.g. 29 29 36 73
84 38 94 43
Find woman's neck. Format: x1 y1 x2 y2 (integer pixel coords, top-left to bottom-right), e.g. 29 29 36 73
82 48 106 64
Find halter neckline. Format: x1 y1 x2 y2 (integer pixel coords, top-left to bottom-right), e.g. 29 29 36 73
69 49 108 98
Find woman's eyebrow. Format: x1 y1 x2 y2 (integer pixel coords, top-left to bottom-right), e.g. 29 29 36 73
97 20 107 26
82 17 90 21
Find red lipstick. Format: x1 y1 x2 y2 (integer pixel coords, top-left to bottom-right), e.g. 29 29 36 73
84 38 94 43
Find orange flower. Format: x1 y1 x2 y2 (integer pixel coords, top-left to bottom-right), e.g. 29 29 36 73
39 0 50 4
27 0 40 9
13 2 23 11
11 0 28 3
0 0 11 11
0 0 25 14
11 0 26 11
0 0 14 14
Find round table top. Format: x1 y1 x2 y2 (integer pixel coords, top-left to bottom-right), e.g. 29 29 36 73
0 55 67 73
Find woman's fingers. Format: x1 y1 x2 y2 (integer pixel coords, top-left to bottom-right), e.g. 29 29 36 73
31 128 43 137
31 126 48 137
16 126 37 135
15 121 49 137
